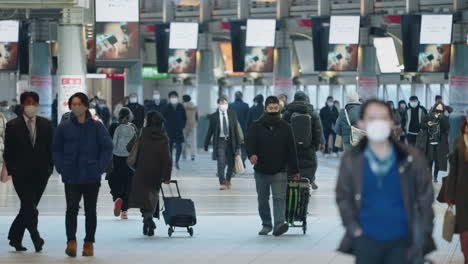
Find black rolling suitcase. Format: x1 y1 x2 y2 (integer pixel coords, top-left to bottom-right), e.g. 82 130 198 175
161 180 197 237
285 178 310 234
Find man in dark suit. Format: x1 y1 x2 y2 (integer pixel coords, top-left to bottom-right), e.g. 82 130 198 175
204 96 242 190
3 92 54 252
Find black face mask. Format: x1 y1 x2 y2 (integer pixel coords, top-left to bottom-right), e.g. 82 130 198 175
266 112 280 117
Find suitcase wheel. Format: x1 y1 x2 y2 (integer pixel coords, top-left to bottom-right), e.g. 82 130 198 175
188 227 194 237
303 225 307 235
168 227 174 237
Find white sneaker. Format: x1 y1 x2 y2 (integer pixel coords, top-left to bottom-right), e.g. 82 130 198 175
324 154 331 158
332 153 339 158
121 211 128 219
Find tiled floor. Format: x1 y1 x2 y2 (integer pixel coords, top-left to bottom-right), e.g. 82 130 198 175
0 152 464 264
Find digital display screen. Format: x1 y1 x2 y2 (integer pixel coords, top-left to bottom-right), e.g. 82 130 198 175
245 19 276 47
420 15 452 44
95 22 140 60
418 44 451 72
374 37 401 73
244 47 274 72
327 44 358 71
219 42 244 76
169 22 199 50
329 16 360 44
168 49 197 74
95 0 139 22
294 40 314 74
0 20 19 42
0 42 18 70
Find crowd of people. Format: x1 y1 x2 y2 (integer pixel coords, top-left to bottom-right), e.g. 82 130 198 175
0 89 467 264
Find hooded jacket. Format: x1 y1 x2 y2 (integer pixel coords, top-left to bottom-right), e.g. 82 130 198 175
53 111 113 184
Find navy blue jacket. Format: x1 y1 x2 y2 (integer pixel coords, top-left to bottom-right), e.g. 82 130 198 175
246 104 264 132
162 103 187 143
52 111 113 184
229 99 249 133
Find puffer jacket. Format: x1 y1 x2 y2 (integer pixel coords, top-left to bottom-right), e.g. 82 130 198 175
53 111 113 184
335 103 362 150
283 101 323 170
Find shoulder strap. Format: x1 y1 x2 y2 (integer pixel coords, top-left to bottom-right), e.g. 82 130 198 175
344 108 352 127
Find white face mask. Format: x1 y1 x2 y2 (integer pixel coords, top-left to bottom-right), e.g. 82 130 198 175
153 95 160 101
129 97 138 103
410 101 418 108
219 104 228 112
24 105 38 118
366 120 392 143
327 102 334 107
170 97 178 105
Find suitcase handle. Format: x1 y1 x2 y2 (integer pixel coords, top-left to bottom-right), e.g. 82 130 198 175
161 180 182 198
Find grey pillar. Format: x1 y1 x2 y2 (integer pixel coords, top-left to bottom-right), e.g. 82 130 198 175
238 0 249 19
163 0 174 23
406 0 419 13
318 0 331 16
361 0 374 16
454 0 467 11
274 0 293 99
357 46 379 100
450 44 468 112
57 22 87 122
126 62 143 103
29 42 53 119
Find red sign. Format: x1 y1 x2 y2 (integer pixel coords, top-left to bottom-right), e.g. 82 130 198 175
297 19 312 28
61 78 82 85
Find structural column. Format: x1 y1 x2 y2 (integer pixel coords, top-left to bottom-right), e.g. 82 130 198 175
57 8 87 122
406 0 419 13
197 0 216 148
318 0 331 16
125 62 143 102
238 0 249 19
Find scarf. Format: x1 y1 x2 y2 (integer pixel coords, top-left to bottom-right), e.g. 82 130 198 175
364 145 397 189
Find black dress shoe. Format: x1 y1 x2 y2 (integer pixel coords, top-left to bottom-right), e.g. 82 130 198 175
9 241 27 251
143 219 149 236
32 237 44 252
147 219 156 237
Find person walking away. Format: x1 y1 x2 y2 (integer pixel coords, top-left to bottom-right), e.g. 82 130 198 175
320 96 340 158
109 107 137 219
246 96 300 237
0 100 17 121
416 102 449 183
182 95 198 161
283 92 323 190
387 101 403 140
53 93 113 257
335 92 362 151
204 96 242 190
125 93 145 130
3 92 54 253
229 91 249 165
163 91 187 170
406 96 427 146
398 100 408 142
278 94 288 115
446 120 468 264
336 99 435 264
128 111 172 236
246 94 264 129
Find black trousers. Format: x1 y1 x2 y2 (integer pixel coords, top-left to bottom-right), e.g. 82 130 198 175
8 176 49 243
108 155 133 211
323 128 338 154
354 235 409 264
65 183 100 243
217 138 234 185
407 134 418 146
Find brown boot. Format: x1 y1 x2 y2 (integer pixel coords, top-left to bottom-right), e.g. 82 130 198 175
226 181 232 189
65 240 77 257
82 242 94 257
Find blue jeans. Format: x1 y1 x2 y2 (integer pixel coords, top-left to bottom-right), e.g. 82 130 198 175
254 172 287 228
354 235 409 264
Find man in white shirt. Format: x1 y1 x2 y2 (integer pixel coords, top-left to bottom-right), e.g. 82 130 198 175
204 96 242 190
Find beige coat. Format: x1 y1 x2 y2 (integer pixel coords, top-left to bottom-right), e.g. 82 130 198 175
183 102 198 129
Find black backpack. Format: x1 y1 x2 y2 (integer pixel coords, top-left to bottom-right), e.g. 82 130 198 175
290 112 312 149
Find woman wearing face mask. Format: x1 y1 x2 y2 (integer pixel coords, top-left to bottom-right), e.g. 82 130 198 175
398 100 408 142
446 120 468 263
416 102 450 183
53 93 113 257
125 93 145 130
336 99 435 264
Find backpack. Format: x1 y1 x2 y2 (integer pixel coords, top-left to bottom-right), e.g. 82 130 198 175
290 112 312 149
344 108 365 147
113 123 137 157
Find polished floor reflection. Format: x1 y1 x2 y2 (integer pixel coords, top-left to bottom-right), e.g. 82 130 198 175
0 152 464 264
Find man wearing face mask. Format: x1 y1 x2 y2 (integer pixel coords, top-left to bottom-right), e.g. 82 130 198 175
125 93 145 129
406 96 427 146
336 99 435 264
246 96 299 236
416 102 450 183
144 90 167 113
246 94 264 131
162 91 187 170
4 92 54 252
320 96 340 158
205 96 242 190
53 93 113 257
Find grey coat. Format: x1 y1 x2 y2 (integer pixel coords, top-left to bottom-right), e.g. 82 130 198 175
336 139 436 260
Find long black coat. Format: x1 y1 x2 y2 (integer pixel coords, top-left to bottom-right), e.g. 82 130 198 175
162 103 187 143
446 135 468 233
229 99 249 134
416 113 449 171
126 103 146 129
128 127 172 210
320 105 339 131
246 104 264 131
3 116 54 180
204 110 242 161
